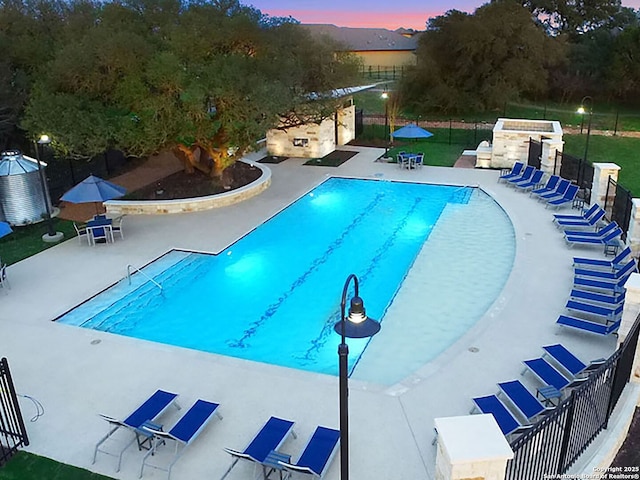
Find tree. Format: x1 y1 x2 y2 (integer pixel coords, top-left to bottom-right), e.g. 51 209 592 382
400 0 564 114
522 0 624 36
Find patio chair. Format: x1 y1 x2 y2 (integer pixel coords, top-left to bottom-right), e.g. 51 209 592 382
140 399 222 480
541 344 606 378
530 175 560 197
471 395 533 438
414 153 424 168
573 270 630 293
93 389 180 472
556 207 605 230
564 221 618 239
545 184 579 209
554 203 600 222
573 246 632 271
220 416 296 480
497 380 554 421
505 165 535 187
278 426 340 478
534 178 570 201
574 258 637 280
522 358 587 392
565 299 623 321
73 222 90 245
498 161 525 183
112 215 125 240
513 169 544 192
565 226 622 250
556 315 621 336
570 288 625 305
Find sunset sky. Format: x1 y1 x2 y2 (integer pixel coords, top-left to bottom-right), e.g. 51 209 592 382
249 0 640 30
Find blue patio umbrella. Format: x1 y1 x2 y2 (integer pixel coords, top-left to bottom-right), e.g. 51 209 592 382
0 221 12 239
391 123 434 139
61 174 126 212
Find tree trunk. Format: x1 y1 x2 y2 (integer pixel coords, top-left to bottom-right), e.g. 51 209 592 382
174 144 210 175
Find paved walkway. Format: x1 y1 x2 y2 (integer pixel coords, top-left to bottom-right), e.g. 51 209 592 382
0 147 630 480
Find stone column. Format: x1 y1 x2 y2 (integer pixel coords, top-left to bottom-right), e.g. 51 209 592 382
540 139 564 176
626 199 640 260
620 273 640 384
591 163 621 215
434 415 514 480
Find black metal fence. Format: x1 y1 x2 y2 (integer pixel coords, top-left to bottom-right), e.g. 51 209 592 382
355 109 363 137
555 151 594 204
605 177 634 242
528 139 542 169
505 314 640 480
40 149 129 203
359 65 407 80
0 358 29 467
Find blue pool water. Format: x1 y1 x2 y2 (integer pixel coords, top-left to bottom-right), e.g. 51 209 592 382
57 177 515 383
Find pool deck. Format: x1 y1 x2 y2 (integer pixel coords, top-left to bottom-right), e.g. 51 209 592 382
0 146 628 479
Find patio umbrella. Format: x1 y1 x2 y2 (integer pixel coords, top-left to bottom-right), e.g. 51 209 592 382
391 123 434 140
0 221 12 239
61 174 127 213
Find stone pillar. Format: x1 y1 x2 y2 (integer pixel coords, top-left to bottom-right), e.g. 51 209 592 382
591 163 621 214
626 199 640 260
434 415 514 480
540 139 564 176
620 274 640 384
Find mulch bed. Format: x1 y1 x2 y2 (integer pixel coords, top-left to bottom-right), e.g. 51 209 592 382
257 155 289 164
304 150 358 167
610 406 640 469
124 161 262 200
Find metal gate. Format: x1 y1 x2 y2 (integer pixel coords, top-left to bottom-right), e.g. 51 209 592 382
605 177 633 242
355 109 363 137
0 357 29 466
528 139 542 169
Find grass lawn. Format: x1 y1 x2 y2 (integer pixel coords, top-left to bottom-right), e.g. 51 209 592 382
0 452 113 480
0 219 76 265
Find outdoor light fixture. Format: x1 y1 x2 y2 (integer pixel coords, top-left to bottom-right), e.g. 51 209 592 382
577 96 593 162
381 90 390 158
334 274 381 480
34 134 63 242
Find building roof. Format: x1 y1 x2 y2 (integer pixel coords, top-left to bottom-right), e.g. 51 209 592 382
301 24 419 52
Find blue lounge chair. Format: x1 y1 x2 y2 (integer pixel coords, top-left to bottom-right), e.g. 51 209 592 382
556 207 605 230
570 288 625 305
497 380 554 421
506 165 535 186
471 395 532 437
573 246 632 270
514 169 545 191
554 204 600 222
565 299 623 320
541 344 605 378
522 358 587 391
573 271 630 293
565 227 622 250
498 162 525 183
140 399 222 479
535 178 570 201
564 222 618 239
93 389 180 471
530 175 560 197
556 315 621 336
575 258 637 280
221 416 296 480
278 426 340 478
545 184 579 209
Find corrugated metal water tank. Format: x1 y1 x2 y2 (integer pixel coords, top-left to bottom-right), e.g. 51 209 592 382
0 150 50 225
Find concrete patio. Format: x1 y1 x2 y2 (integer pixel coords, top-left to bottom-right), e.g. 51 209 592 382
0 146 630 479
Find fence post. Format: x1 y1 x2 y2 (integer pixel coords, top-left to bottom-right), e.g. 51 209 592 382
620 274 640 383
434 415 513 480
591 163 621 215
540 139 564 175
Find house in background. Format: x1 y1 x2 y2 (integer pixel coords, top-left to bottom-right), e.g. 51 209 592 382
301 24 420 69
266 85 375 159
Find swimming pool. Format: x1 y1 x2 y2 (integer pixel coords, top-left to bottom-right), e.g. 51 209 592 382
56 177 515 384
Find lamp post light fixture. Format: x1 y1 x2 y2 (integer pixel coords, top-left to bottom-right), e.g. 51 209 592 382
577 96 593 162
34 134 63 243
381 90 389 158
333 274 381 480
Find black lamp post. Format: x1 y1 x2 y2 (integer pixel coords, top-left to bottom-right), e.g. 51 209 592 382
34 134 62 242
333 274 381 480
381 91 389 157
577 96 593 162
